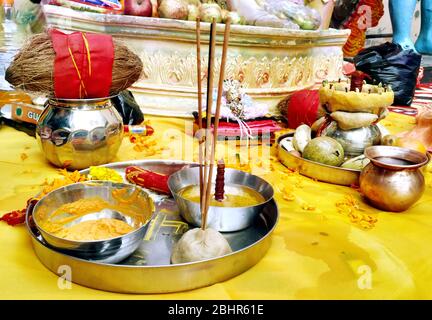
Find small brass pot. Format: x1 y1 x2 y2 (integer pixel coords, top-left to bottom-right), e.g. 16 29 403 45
360 146 430 212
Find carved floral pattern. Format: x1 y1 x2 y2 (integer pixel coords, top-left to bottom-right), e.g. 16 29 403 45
137 50 344 92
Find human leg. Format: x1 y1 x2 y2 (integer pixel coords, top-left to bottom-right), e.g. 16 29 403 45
389 0 417 50
415 0 432 54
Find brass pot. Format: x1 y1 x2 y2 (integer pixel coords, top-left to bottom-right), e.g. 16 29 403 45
360 146 430 212
36 97 124 170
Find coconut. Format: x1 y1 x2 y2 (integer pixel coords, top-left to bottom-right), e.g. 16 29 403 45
5 33 143 97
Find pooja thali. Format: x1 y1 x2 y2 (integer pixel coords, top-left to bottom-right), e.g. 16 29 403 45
26 159 278 294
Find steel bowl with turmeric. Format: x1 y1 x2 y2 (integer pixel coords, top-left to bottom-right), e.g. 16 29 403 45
33 181 154 263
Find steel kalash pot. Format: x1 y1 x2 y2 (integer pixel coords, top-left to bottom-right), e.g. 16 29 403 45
36 97 123 170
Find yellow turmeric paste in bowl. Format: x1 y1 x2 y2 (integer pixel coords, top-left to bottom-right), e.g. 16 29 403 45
35 182 154 242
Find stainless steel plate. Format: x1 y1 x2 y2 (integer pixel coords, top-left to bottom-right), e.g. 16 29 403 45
26 159 278 293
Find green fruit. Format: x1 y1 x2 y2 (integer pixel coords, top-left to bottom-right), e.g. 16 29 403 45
303 137 345 167
341 155 370 170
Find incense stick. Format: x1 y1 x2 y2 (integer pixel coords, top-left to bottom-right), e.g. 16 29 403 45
202 19 231 230
201 19 217 230
196 18 204 215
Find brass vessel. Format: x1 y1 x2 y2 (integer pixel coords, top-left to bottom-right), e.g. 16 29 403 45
360 146 430 212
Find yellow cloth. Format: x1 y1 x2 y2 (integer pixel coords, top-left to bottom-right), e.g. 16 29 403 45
0 113 431 300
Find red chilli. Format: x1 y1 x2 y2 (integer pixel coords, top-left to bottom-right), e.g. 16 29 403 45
0 199 39 226
0 209 26 226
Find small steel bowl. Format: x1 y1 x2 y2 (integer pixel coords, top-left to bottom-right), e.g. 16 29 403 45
33 181 154 263
168 167 274 232
323 124 382 157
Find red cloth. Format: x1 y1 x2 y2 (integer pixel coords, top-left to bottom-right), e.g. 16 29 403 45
50 29 114 99
287 89 320 129
213 120 281 137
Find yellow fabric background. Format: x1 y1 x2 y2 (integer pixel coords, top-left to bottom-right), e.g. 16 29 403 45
0 112 431 299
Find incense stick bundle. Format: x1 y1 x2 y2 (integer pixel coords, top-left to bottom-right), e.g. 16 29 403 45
171 21 232 264
171 23 232 264
200 19 231 230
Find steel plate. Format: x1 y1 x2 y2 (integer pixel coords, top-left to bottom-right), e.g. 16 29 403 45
26 159 278 293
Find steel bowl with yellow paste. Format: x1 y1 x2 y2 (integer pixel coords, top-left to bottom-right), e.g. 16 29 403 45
37 188 149 241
